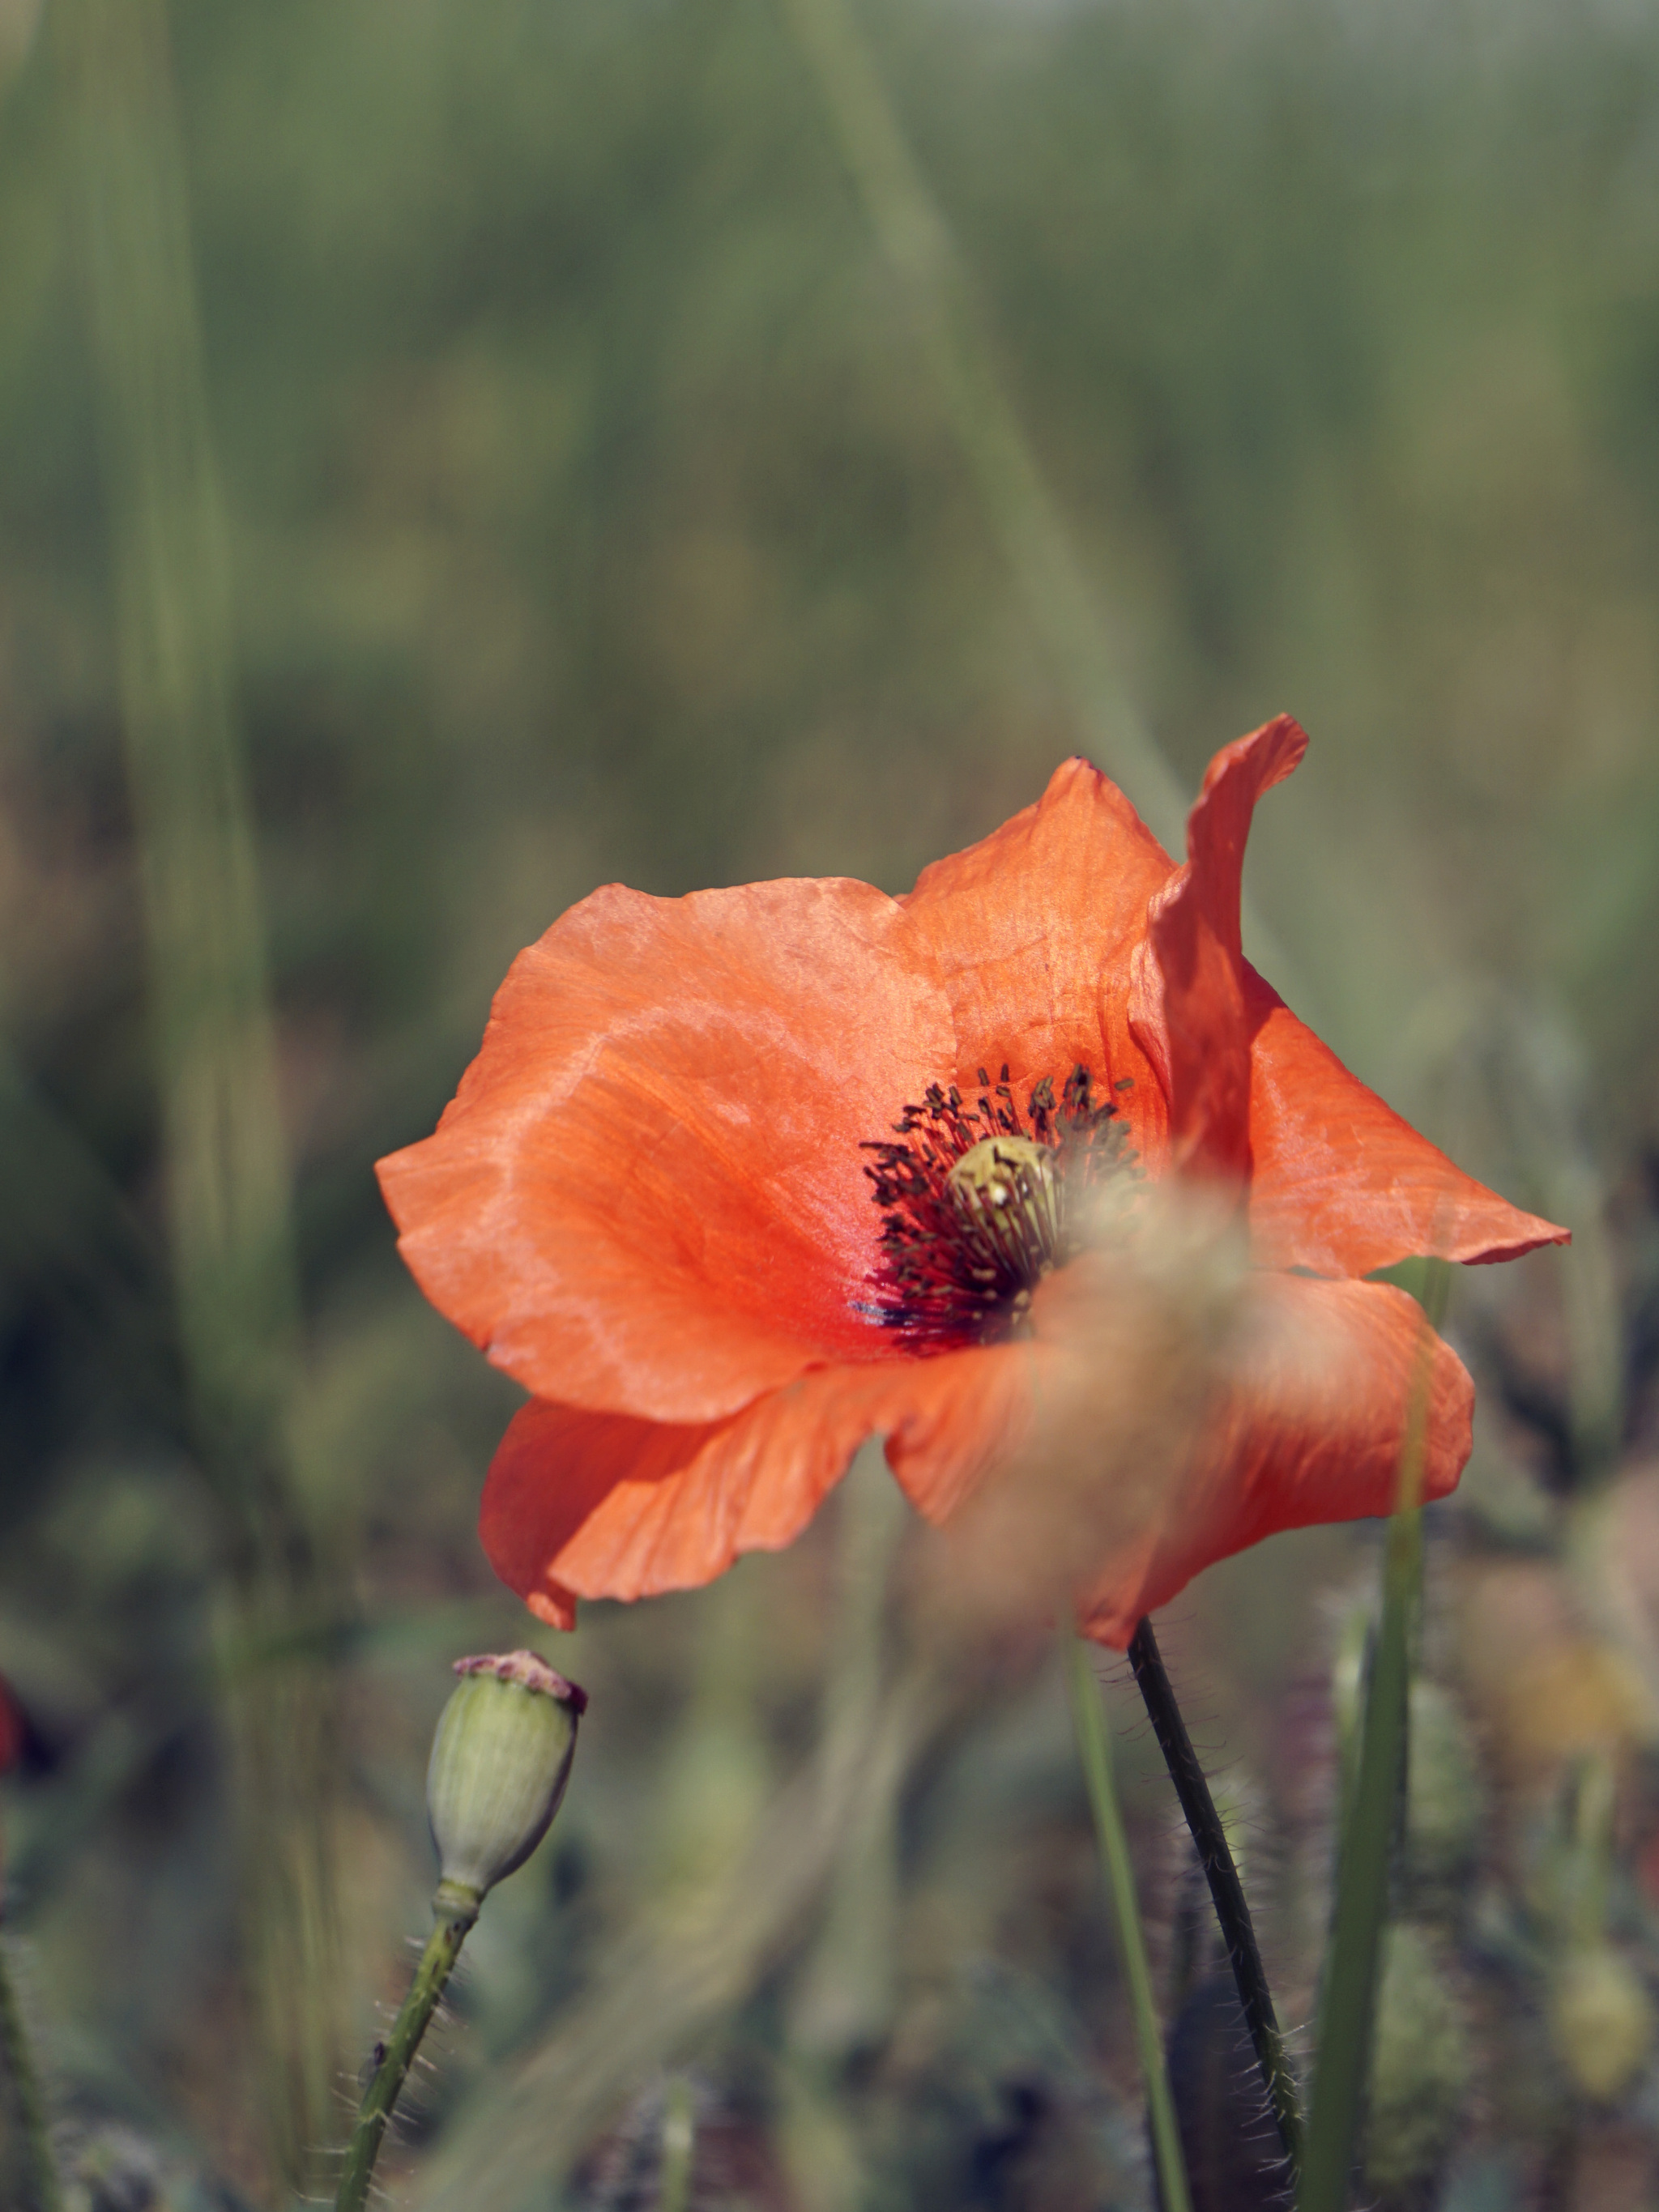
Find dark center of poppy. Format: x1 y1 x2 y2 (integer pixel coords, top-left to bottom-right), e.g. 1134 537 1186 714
860 1064 1138 1345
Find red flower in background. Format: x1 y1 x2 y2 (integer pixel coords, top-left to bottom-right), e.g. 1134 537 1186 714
377 718 1566 1645
0 1675 23 1778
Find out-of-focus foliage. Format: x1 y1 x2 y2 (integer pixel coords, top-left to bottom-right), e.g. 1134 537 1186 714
2 0 1659 2202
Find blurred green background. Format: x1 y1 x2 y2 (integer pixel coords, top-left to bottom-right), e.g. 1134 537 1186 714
2 0 1659 2204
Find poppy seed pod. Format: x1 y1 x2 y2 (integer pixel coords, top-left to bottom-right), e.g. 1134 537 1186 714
1404 1681 1486 1899
1363 1924 1472 2200
1549 1945 1655 2105
425 1651 586 1916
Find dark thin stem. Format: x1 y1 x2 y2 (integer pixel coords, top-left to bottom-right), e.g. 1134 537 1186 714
1127 1617 1304 2179
335 1892 477 2212
1066 1634 1193 2212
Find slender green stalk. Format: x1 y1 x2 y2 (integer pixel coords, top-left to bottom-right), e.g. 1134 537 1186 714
1298 1264 1447 2212
0 1937 63 2212
791 1448 908 2060
1128 1617 1303 2177
775 0 1304 991
1297 1519 1415 2212
60 0 301 1492
657 2078 697 2212
776 0 1185 850
58 0 348 2180
779 1452 909 2208
1066 1634 1192 2212
335 1897 477 2212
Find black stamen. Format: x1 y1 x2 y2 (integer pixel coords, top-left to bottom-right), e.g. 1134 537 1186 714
859 1061 1140 1346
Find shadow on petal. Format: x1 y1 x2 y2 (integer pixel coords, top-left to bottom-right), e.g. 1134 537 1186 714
483 1344 1038 1625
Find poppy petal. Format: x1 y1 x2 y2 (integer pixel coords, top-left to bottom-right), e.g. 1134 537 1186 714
1129 715 1307 1179
481 1343 1035 1622
1243 972 1570 1274
1079 1274 1473 1646
378 877 954 1424
900 757 1175 1144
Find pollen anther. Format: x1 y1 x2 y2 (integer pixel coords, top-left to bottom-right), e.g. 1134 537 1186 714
946 1136 1060 1291
860 1062 1137 1345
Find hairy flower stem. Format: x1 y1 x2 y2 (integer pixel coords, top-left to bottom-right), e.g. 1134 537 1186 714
1127 1617 1305 2178
0 1937 63 2212
335 1894 477 2212
1066 1634 1193 2212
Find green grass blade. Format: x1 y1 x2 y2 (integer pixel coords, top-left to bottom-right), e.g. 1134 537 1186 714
1297 1519 1415 2211
60 0 348 2183
776 0 1188 853
1066 1634 1192 2212
1299 1260 1448 2212
657 2079 697 2212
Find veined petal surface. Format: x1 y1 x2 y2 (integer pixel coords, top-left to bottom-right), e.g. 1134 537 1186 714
379 876 953 1424
902 757 1175 1150
483 1340 1036 1622
1243 974 1569 1274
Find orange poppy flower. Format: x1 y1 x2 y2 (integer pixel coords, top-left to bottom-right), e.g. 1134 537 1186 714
378 717 1566 1645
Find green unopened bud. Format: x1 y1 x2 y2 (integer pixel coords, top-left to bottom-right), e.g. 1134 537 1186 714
1405 1681 1486 1898
425 1651 586 1917
1363 1924 1472 2200
1549 1945 1655 2104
